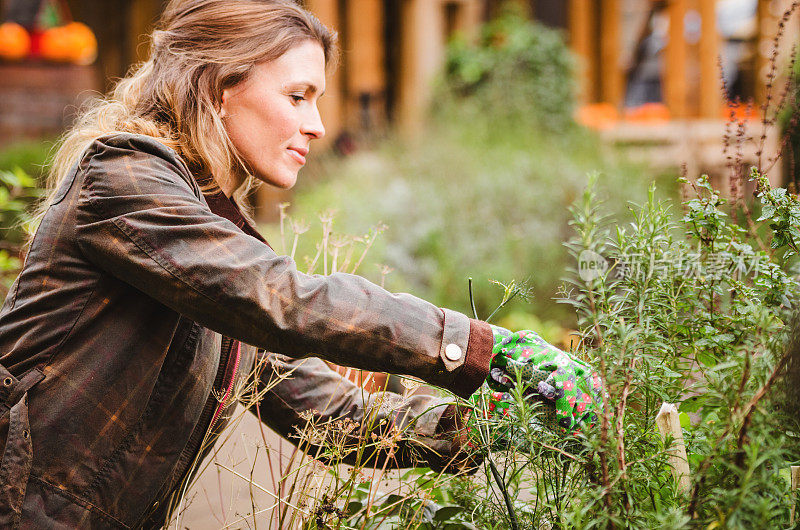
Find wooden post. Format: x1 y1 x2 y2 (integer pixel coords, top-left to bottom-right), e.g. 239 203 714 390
450 0 483 40
791 466 800 524
127 0 160 64
304 0 342 148
600 0 623 107
397 0 445 135
755 0 782 109
699 0 722 118
665 0 689 118
756 0 800 109
569 0 597 104
655 402 691 494
346 0 385 92
345 0 386 132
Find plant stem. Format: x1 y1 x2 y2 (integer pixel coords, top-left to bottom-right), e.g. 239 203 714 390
488 457 519 530
468 277 479 320
485 291 518 323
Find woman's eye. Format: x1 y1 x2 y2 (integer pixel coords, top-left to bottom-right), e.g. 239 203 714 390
290 94 305 103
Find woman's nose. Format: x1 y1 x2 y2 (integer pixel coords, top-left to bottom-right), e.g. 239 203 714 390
301 105 326 140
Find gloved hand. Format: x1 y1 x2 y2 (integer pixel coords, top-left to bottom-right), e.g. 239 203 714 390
477 325 605 436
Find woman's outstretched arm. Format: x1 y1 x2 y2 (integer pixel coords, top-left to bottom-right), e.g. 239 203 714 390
74 133 493 399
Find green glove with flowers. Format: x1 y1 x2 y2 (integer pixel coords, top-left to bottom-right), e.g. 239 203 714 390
476 325 605 436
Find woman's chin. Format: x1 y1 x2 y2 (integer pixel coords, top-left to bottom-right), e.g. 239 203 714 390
256 171 297 190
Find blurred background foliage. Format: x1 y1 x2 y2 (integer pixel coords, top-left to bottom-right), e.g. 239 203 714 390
277 14 674 334
0 165 44 295
439 8 575 131
0 138 50 296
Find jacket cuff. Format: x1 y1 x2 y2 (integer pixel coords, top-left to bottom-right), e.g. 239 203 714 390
447 319 493 399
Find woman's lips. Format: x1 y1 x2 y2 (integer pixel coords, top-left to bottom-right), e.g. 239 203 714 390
287 147 307 165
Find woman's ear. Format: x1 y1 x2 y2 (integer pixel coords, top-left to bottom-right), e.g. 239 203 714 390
219 89 229 119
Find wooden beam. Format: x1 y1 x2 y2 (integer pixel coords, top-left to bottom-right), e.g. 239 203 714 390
756 0 800 109
600 0 623 107
792 466 800 524
450 0 483 40
345 0 384 93
665 0 689 118
699 0 722 117
570 0 596 103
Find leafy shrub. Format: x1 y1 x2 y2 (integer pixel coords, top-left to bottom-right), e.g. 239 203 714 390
437 8 575 131
553 173 798 528
0 139 50 295
0 139 53 179
0 167 42 295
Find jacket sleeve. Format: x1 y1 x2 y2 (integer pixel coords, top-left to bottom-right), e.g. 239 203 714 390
73 133 492 399
251 351 478 473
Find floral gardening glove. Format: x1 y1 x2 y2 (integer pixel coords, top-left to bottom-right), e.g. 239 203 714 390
480 325 605 435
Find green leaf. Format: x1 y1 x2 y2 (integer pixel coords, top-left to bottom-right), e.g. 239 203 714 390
345 500 363 515
382 494 404 508
433 506 464 521
758 204 776 221
696 351 718 367
680 397 703 413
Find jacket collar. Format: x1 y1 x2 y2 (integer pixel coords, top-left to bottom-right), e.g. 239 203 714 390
204 191 272 249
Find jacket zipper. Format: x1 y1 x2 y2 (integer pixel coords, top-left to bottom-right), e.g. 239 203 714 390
181 335 240 467
209 340 240 431
149 335 240 524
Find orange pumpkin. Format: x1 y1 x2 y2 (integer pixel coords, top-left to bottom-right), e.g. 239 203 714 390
576 103 619 130
63 22 97 65
40 22 96 64
0 22 31 61
39 25 69 62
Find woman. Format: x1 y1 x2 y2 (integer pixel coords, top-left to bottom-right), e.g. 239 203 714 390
0 1 601 528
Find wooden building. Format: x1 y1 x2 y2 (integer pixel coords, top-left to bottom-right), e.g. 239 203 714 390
61 0 800 135
6 0 798 133
569 0 799 118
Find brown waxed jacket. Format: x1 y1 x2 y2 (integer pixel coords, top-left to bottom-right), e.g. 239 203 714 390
0 133 493 529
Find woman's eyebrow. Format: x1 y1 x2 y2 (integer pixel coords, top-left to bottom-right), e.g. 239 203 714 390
285 81 325 96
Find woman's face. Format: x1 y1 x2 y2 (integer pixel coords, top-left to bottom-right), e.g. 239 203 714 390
220 40 326 194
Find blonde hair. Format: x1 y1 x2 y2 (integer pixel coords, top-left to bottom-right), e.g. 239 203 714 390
45 0 337 208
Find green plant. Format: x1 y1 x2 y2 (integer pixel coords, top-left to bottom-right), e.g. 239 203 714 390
0 167 43 295
437 7 576 132
417 170 800 530
556 174 798 527
0 139 53 179
0 138 50 297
